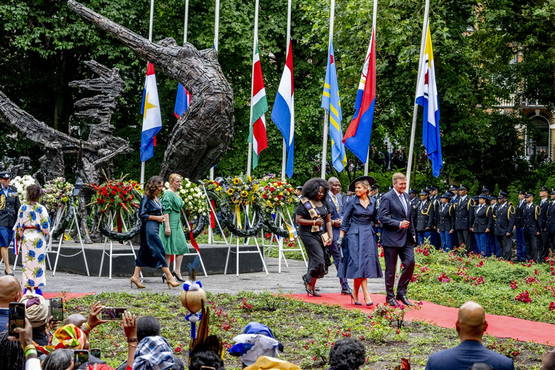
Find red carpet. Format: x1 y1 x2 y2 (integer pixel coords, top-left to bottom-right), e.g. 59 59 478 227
287 293 555 346
43 292 94 300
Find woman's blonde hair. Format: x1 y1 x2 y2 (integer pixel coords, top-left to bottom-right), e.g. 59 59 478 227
168 173 183 184
354 180 371 195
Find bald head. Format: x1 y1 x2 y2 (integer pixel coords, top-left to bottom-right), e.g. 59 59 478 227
328 177 342 195
65 313 87 327
0 276 22 307
456 301 487 341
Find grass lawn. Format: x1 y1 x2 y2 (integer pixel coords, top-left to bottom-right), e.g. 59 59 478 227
66 292 551 369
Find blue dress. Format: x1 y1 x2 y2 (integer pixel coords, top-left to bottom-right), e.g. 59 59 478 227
338 197 383 279
136 197 168 269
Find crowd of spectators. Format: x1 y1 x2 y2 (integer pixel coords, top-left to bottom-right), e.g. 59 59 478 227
1 275 554 370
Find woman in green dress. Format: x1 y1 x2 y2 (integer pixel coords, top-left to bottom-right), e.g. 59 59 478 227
159 173 189 281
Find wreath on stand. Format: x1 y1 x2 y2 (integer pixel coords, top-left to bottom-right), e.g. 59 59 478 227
175 178 210 241
258 179 298 239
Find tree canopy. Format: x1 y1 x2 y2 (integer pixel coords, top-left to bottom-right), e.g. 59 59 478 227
0 0 553 191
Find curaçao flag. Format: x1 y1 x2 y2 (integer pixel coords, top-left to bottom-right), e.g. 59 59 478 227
271 40 294 178
140 62 162 162
321 42 347 172
250 42 268 169
343 29 376 163
416 25 442 177
173 83 192 118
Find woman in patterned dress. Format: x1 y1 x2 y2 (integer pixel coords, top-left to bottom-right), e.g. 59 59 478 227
159 173 189 282
13 184 49 294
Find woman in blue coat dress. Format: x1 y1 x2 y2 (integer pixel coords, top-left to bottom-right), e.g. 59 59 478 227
337 176 383 306
129 176 181 289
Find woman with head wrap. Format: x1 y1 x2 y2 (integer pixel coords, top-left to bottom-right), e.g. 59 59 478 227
19 293 50 346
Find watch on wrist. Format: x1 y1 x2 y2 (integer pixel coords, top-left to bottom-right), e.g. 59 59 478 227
127 337 138 343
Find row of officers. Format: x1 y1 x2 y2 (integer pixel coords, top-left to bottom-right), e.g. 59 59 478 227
400 185 555 262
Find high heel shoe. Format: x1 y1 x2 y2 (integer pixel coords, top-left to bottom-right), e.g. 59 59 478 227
172 271 185 282
350 293 361 306
165 277 181 288
365 300 374 307
162 275 167 283
130 277 145 289
307 287 321 297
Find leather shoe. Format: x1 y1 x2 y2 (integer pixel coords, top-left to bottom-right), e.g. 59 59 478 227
396 295 414 306
341 289 352 295
386 297 399 307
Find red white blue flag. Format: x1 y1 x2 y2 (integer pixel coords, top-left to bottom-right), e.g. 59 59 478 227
343 29 376 163
174 83 192 118
140 62 162 162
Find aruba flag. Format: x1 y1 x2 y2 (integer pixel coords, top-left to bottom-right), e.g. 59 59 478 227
140 62 162 162
416 25 442 177
271 40 295 178
343 29 376 163
174 83 192 118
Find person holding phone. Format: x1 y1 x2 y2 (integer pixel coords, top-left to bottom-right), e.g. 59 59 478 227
159 173 189 282
130 176 180 289
13 184 50 294
6 317 41 370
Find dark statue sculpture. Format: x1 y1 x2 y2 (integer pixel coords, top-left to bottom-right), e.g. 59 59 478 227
0 0 234 182
68 0 235 180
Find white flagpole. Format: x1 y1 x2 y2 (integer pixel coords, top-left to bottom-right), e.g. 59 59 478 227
209 0 221 180
406 0 430 190
247 0 260 177
140 0 156 184
364 0 378 176
281 0 292 181
183 0 189 44
320 0 335 179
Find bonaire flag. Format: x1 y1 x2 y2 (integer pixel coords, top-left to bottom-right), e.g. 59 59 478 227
343 29 376 163
271 41 295 178
250 42 268 169
321 42 347 172
140 62 162 162
174 83 192 118
416 25 442 177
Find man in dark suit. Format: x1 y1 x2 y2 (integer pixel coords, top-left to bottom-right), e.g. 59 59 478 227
425 301 514 370
546 189 555 260
514 191 527 261
454 185 474 251
539 186 550 261
523 193 540 262
493 192 515 260
327 177 351 295
377 173 416 307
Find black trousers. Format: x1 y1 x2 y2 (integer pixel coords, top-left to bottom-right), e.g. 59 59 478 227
383 246 415 299
495 234 513 260
523 229 538 262
540 231 550 261
456 229 472 251
299 231 330 282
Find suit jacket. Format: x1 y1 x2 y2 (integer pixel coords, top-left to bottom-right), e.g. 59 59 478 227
472 204 491 233
546 200 555 234
514 199 526 228
426 340 514 370
416 199 435 232
454 196 474 230
378 189 416 248
539 199 550 231
493 202 515 236
436 202 454 232
522 203 540 233
326 192 344 240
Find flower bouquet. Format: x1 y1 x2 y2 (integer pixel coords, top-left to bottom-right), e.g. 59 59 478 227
42 177 74 212
174 178 208 215
258 178 297 212
220 175 260 206
11 175 36 199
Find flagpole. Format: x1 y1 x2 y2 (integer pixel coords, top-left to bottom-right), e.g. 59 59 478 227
247 0 260 177
320 0 335 179
209 0 221 180
140 0 156 184
281 0 292 181
406 0 430 190
183 0 189 44
363 0 378 177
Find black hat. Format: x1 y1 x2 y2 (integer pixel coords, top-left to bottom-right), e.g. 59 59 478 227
428 186 438 191
550 189 555 195
440 192 451 199
408 188 416 195
348 176 376 192
478 194 489 200
458 185 468 191
525 192 534 198
488 195 497 201
419 189 429 196
481 187 490 194
448 185 458 192
518 190 526 195
371 184 379 191
540 186 549 193
0 172 10 180
295 186 303 190
498 191 508 199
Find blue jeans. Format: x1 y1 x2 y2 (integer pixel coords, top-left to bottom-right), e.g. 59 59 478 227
439 231 452 251
474 232 488 256
515 227 526 261
418 231 432 246
488 233 499 257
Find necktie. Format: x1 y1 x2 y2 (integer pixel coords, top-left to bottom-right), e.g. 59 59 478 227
399 194 407 215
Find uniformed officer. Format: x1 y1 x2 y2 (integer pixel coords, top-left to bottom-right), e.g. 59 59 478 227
486 196 498 256
493 191 515 260
514 191 527 261
436 192 454 251
547 189 555 259
448 185 458 203
539 186 550 261
471 194 491 256
0 171 20 275
416 189 435 246
522 193 540 262
428 186 440 248
454 185 474 251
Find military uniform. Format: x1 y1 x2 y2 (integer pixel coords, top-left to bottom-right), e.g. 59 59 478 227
472 196 491 256
453 188 474 251
539 192 550 261
0 179 20 248
546 192 555 259
436 193 454 251
493 193 515 260
514 194 527 261
522 195 540 262
416 191 435 246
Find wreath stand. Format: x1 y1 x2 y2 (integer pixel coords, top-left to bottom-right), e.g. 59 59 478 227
265 208 307 273
202 185 229 246
50 202 90 276
224 204 268 276
98 212 138 279
181 210 208 277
